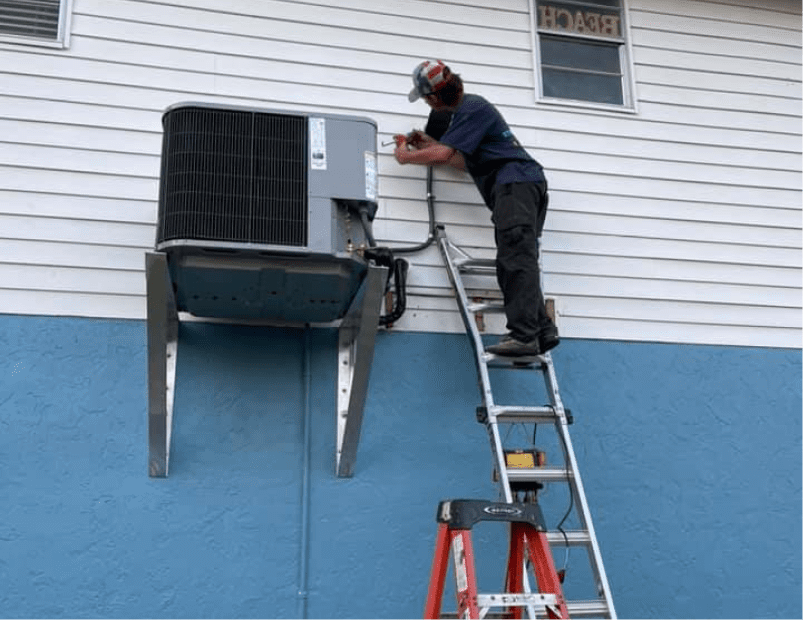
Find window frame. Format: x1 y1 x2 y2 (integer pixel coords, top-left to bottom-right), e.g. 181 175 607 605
0 0 74 49
529 0 638 113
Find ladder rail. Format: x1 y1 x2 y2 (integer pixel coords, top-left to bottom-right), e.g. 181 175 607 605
436 229 518 505
436 230 496 409
555 416 616 614
541 355 616 614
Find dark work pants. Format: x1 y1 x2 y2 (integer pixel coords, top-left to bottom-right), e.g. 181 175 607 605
491 181 551 342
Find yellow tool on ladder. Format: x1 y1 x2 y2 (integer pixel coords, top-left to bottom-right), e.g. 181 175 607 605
424 225 616 619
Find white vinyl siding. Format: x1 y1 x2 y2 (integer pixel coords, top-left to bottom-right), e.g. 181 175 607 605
0 0 799 348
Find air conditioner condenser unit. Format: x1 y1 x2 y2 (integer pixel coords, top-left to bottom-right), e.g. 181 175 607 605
155 102 379 323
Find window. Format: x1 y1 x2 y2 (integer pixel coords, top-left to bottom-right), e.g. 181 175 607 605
531 0 634 109
0 0 73 47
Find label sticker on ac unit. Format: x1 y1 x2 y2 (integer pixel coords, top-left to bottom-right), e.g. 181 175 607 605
309 117 327 170
364 151 377 201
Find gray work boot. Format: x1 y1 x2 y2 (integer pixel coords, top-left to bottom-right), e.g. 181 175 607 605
486 335 540 357
487 325 560 357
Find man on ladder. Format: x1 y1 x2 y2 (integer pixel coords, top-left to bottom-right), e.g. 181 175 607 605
396 60 617 620
394 59 559 357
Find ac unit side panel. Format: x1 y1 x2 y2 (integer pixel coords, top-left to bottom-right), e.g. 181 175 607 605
307 117 377 202
308 116 377 254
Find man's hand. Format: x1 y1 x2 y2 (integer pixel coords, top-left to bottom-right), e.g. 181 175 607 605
393 129 451 165
393 135 410 164
393 130 465 171
406 130 436 149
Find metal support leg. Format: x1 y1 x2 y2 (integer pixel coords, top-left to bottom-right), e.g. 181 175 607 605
146 252 179 477
336 262 388 478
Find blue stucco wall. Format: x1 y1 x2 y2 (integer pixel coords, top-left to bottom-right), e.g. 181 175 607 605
1 315 800 618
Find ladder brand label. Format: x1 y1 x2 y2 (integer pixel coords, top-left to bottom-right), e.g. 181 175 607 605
483 505 523 517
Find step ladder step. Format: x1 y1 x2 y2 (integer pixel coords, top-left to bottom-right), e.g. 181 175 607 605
506 466 571 483
440 598 610 619
476 592 557 609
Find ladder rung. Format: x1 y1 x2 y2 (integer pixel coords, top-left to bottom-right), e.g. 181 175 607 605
456 258 496 273
546 530 592 546
506 467 571 483
459 267 496 277
483 353 547 368
467 301 505 313
488 405 557 423
566 599 614 617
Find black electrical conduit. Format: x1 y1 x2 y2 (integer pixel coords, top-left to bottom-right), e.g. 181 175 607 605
359 165 434 327
358 108 453 326
382 164 438 255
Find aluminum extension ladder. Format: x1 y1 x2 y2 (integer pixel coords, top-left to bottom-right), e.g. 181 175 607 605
428 225 616 619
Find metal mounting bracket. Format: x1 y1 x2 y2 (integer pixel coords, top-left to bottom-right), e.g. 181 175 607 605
145 252 179 478
336 262 388 477
145 251 386 479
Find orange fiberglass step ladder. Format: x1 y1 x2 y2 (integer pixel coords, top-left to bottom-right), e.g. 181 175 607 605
424 225 616 619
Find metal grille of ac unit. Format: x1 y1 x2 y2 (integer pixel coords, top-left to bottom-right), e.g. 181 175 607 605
157 106 308 247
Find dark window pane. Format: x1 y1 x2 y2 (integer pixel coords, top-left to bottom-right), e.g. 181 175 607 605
541 36 621 73
0 0 60 40
543 68 624 105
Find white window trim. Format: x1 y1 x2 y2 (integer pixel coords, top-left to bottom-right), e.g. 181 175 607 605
528 0 639 114
0 0 74 49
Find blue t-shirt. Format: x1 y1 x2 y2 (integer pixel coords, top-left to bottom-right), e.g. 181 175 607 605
439 94 545 207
